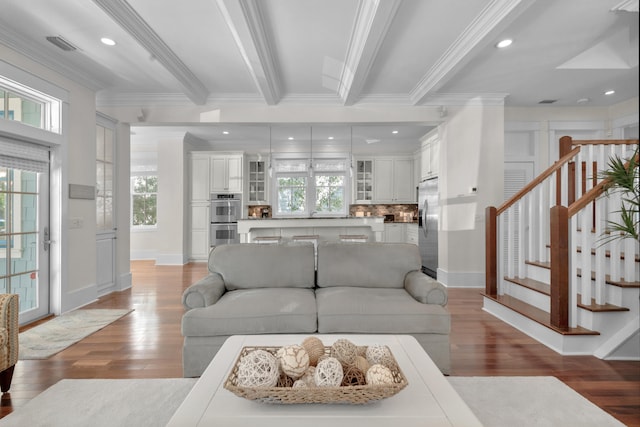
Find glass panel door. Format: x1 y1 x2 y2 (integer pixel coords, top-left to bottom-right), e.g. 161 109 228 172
0 166 49 323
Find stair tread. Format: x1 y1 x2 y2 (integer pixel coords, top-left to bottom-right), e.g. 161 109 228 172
575 269 640 288
525 260 551 269
482 293 599 336
504 276 629 312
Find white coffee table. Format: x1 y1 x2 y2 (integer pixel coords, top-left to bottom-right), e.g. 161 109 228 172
168 335 482 426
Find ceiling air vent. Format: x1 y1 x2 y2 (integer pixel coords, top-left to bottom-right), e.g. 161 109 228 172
46 36 77 52
538 99 557 104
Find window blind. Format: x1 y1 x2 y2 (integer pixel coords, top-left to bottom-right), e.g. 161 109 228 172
0 136 49 173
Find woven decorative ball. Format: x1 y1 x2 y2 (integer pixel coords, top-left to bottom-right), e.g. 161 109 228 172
365 344 394 367
366 364 394 385
292 379 308 388
301 336 325 366
341 366 366 386
356 345 367 357
353 355 370 373
236 349 280 387
330 338 358 366
277 344 310 379
314 357 344 387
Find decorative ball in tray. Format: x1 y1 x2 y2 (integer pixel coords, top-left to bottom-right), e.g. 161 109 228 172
223 337 408 404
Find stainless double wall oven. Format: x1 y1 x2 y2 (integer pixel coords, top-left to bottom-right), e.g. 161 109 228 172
210 192 241 246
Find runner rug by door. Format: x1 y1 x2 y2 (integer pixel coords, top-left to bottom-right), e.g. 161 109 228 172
18 309 133 359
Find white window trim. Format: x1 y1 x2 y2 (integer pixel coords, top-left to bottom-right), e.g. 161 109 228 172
130 173 158 230
272 153 351 218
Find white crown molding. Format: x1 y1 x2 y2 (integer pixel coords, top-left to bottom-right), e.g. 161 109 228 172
611 0 639 12
339 0 402 106
92 0 209 105
420 92 508 106
216 0 282 105
410 0 536 105
0 26 105 92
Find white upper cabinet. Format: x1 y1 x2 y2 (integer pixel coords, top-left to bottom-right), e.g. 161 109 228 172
247 159 268 203
210 155 243 193
421 133 440 180
373 157 414 203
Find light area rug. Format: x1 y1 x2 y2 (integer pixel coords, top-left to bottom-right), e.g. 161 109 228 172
0 376 625 427
18 309 133 359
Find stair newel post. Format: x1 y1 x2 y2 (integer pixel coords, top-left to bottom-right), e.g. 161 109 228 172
486 206 498 296
550 205 569 330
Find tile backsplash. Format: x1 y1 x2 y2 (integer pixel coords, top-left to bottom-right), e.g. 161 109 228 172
349 204 418 222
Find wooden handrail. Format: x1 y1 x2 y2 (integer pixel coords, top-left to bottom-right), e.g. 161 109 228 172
569 139 638 146
568 152 639 217
497 146 581 215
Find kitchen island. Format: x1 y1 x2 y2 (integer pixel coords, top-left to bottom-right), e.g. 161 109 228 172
237 217 385 243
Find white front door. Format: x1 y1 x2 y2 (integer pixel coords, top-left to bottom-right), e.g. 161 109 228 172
0 166 50 324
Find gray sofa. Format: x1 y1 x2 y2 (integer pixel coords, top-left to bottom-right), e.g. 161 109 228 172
181 242 450 377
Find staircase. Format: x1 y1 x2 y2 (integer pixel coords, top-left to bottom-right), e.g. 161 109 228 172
483 136 639 359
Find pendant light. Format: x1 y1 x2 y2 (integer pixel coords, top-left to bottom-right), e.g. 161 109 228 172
268 126 273 178
308 126 313 177
349 126 354 178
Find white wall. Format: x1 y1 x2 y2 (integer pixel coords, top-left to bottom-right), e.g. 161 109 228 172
437 101 505 287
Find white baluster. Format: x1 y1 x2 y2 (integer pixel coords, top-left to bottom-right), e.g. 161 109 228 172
529 190 536 264
580 201 592 305
539 180 549 262
624 237 639 283
561 163 568 206
518 199 525 278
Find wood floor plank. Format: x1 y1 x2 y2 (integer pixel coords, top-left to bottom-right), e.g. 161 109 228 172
1 261 638 426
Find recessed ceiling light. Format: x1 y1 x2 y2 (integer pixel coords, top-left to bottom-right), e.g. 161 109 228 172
604 90 615 95
496 39 512 48
392 130 399 134
328 136 334 140
288 137 294 140
222 131 229 135
576 98 590 104
100 37 116 46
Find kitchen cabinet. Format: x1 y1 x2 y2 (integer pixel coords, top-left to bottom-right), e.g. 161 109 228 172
189 203 210 260
405 223 418 245
247 159 267 203
421 135 439 180
384 223 404 243
373 157 414 202
210 155 243 193
354 159 373 203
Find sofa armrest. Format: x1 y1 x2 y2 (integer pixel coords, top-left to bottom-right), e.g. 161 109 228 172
404 271 448 306
182 273 226 310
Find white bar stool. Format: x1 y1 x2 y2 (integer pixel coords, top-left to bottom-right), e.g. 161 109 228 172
339 234 369 243
292 235 320 268
254 236 282 244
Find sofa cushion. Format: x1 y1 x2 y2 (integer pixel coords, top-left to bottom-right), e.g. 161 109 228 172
209 243 315 290
316 287 450 335
316 242 421 288
182 288 317 336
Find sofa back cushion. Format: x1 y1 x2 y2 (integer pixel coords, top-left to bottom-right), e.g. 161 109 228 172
316 242 421 288
209 243 315 290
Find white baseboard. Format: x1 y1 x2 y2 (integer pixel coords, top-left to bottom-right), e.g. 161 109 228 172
130 250 157 260
437 268 484 288
118 272 132 291
61 284 98 314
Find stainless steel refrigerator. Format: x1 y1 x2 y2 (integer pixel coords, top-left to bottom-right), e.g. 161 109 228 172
418 177 439 278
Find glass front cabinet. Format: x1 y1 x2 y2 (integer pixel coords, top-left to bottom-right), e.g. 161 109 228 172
354 159 373 203
248 160 267 203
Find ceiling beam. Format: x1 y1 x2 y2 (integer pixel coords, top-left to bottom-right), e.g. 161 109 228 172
410 0 536 105
93 0 209 105
340 0 402 106
216 0 282 105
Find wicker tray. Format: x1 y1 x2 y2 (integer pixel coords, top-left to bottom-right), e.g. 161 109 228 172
223 345 408 404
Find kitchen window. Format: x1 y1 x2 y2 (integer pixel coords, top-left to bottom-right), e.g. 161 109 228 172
274 157 348 217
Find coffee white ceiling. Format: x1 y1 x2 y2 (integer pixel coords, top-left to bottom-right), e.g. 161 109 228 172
1 0 638 151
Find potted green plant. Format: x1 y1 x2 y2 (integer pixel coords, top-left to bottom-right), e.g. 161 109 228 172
598 146 639 243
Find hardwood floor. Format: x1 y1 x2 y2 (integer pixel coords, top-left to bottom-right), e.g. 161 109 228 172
2 260 639 425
